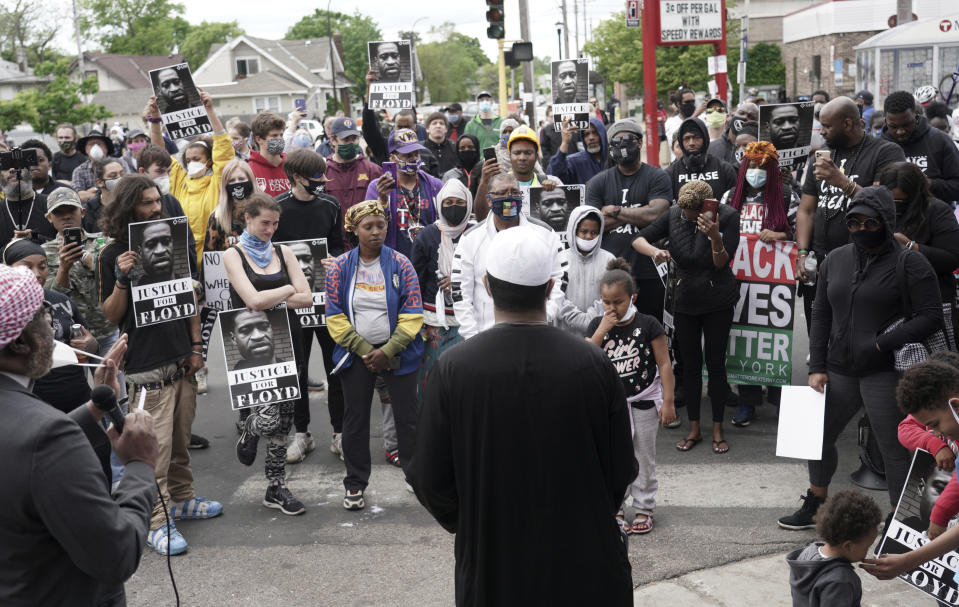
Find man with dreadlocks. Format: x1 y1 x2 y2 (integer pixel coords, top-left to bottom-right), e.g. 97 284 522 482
721 141 799 425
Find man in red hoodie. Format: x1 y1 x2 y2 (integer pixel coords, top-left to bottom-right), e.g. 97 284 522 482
248 111 291 196
324 116 382 246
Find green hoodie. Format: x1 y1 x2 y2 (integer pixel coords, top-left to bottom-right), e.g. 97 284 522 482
464 113 503 151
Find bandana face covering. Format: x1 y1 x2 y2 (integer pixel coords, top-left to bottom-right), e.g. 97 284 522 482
489 194 522 219
239 229 273 268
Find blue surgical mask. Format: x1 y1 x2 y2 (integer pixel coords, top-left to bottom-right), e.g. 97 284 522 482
447 113 460 124
479 100 492 114
745 168 767 188
292 134 312 148
489 194 522 219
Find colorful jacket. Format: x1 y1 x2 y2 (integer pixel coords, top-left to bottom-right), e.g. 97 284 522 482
169 131 234 259
326 246 424 375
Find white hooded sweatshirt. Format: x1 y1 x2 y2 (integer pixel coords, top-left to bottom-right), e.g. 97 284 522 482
556 205 614 335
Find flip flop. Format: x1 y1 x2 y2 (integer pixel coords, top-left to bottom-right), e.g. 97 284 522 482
631 514 654 535
676 437 702 451
712 439 730 454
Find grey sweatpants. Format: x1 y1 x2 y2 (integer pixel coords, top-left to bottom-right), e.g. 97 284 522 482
626 406 660 515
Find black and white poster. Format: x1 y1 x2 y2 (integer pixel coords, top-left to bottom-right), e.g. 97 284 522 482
202 250 231 312
663 258 677 351
220 307 300 410
551 58 590 132
368 40 414 110
149 63 212 141
758 102 814 170
529 185 584 233
276 238 328 327
128 217 197 327
878 448 959 604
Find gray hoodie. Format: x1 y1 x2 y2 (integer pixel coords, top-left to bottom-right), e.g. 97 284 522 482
786 542 861 607
556 206 614 335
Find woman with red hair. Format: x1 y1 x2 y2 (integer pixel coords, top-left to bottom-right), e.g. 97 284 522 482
721 141 799 426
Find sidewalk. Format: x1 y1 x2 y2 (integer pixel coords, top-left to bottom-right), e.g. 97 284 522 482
632 552 925 606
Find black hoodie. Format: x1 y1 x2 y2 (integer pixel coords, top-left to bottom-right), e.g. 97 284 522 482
786 542 861 607
882 115 959 202
665 117 738 200
809 185 943 377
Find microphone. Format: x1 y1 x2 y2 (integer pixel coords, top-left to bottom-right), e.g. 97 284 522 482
91 385 124 434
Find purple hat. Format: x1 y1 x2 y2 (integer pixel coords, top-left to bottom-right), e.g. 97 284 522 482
388 129 426 154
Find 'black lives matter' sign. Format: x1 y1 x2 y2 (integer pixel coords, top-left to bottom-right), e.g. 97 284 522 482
128 216 197 327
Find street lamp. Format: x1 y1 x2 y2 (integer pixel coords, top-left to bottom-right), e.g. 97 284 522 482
556 22 564 60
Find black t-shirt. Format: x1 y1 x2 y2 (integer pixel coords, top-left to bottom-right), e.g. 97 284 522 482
272 190 345 255
96 240 192 374
664 154 739 202
32 289 92 412
588 312 664 404
52 151 87 182
0 193 56 250
801 134 905 255
586 164 673 279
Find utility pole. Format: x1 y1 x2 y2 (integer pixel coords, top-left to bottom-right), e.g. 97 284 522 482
519 0 536 126
561 0 570 61
574 0 579 59
738 15 747 106
72 0 85 75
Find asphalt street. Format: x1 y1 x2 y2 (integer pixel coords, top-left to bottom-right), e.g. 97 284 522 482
125 301 878 606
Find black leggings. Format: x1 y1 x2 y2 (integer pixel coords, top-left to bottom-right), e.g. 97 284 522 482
674 307 734 423
298 327 344 433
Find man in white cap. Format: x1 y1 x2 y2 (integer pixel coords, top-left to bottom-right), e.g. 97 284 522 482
410 225 637 607
451 172 566 340
0 264 160 606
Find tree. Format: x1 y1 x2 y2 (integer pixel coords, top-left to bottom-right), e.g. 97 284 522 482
7 58 111 134
0 0 59 66
285 9 382 98
79 0 188 55
745 42 786 86
417 23 491 103
180 21 245 70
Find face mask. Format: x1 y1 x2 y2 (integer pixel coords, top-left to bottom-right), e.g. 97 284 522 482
229 180 253 200
187 161 207 177
128 141 147 154
232 139 246 152
479 100 492 114
441 204 468 226
154 175 170 195
293 135 312 148
103 177 121 192
337 142 359 160
398 160 421 175
745 168 767 188
489 194 522 219
704 111 726 128
735 149 745 164
305 178 326 196
850 226 886 249
457 149 479 168
58 140 76 154
266 137 285 156
447 113 460 124
576 236 599 252
87 145 105 161
500 134 509 146
680 100 696 118
609 140 640 165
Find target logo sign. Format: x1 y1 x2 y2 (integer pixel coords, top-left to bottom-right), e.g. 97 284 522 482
941 20 953 33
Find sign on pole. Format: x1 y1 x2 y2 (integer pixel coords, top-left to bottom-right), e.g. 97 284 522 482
659 0 724 44
626 0 640 27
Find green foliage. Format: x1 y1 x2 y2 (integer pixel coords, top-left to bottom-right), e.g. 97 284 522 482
418 23 491 103
180 21 245 71
745 42 786 86
79 0 187 55
285 9 382 98
0 0 60 66
5 58 111 135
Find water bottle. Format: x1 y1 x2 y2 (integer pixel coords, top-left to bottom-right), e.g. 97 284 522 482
803 251 818 286
95 236 105 252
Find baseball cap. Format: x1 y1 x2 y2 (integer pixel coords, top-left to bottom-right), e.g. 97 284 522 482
507 126 539 152
846 203 879 218
388 129 427 154
476 91 493 101
331 117 361 139
855 90 874 104
706 98 727 111
442 103 463 112
486 225 554 287
46 187 83 214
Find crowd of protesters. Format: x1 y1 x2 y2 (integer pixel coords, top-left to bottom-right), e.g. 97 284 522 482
6 65 959 606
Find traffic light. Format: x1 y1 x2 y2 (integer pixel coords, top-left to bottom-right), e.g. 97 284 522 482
486 0 504 39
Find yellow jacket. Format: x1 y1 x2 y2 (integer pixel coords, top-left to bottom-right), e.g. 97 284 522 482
169 131 234 258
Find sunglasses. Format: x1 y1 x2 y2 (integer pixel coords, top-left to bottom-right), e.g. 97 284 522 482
610 136 639 145
845 217 881 231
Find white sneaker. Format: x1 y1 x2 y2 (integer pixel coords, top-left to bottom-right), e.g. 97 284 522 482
286 432 315 464
196 367 208 394
330 432 344 461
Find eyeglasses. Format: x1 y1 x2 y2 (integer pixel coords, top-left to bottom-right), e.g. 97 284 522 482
845 217 882 231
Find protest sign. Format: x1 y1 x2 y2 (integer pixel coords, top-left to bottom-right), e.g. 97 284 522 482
149 63 212 141
128 216 196 327
528 185 584 234
724 233 797 385
202 251 232 312
663 258 677 352
552 58 590 132
759 102 814 170
878 449 959 604
276 239 328 327
775 386 825 460
368 40 414 109
220 307 300 411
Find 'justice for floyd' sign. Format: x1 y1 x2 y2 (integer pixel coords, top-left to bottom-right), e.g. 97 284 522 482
128 216 197 327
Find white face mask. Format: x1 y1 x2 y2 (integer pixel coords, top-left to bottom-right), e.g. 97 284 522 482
745 168 767 188
154 175 170 195
187 161 207 177
575 236 599 253
87 144 105 161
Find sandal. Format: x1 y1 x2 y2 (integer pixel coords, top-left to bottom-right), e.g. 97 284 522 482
631 513 654 535
616 510 631 535
676 437 702 451
712 439 730 454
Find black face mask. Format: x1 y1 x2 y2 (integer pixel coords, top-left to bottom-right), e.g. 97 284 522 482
850 226 886 250
684 150 706 171
457 149 479 169
609 140 641 165
441 204 468 226
229 180 254 200
306 178 325 197
680 100 696 118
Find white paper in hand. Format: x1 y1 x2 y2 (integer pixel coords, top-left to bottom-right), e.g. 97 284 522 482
776 386 826 460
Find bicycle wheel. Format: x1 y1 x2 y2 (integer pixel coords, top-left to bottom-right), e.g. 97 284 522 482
939 74 959 110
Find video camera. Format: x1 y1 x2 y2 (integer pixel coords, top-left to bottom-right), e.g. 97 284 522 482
0 147 38 172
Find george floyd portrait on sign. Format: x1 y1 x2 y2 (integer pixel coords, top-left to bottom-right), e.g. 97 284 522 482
149 63 212 140
759 102 814 170
551 58 590 131
221 307 301 410
529 185 584 233
276 238 329 327
128 216 197 327
368 40 415 110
